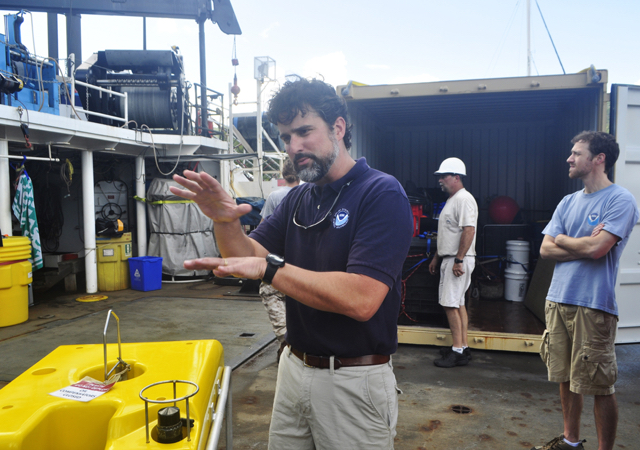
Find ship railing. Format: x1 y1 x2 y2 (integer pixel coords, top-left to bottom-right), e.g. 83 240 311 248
192 82 225 138
71 79 128 124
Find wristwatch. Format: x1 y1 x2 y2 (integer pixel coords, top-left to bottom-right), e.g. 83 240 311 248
262 253 285 285
454 258 464 264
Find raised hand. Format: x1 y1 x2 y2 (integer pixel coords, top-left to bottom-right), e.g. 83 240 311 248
170 170 253 223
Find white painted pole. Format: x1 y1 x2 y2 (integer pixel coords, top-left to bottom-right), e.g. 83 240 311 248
135 155 147 257
82 150 98 293
0 140 11 236
256 78 264 191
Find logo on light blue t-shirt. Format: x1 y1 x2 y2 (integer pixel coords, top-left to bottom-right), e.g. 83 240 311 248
334 209 349 228
587 213 600 226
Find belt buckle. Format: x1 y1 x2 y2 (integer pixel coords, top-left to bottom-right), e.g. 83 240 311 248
302 353 313 368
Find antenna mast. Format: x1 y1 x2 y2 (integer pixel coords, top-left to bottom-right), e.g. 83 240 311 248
527 0 531 76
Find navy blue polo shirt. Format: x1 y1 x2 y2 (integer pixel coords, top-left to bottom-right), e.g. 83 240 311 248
250 158 413 357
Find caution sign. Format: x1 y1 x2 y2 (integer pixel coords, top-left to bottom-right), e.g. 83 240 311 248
50 377 116 402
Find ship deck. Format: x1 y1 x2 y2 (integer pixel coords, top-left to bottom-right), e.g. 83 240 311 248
1 278 639 449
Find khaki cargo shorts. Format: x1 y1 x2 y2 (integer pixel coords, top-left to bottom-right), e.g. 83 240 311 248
540 300 618 395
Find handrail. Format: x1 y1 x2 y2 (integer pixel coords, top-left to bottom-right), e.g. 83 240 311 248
74 79 126 98
0 155 60 162
73 79 128 124
193 83 225 100
193 82 224 137
205 366 232 450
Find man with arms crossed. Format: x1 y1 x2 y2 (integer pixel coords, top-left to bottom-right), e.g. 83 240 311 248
170 78 413 449
429 157 477 368
535 131 638 450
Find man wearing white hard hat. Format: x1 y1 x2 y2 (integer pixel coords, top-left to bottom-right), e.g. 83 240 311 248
429 157 478 368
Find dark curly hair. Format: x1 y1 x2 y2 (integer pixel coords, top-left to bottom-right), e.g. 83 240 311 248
571 131 620 174
267 77 352 149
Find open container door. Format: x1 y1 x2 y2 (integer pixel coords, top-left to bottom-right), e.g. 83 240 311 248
610 84 640 344
340 71 609 353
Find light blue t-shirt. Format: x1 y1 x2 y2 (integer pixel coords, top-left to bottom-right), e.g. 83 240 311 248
260 186 293 219
543 184 639 315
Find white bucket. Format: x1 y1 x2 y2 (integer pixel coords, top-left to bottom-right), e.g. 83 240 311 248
504 268 529 302
506 240 530 273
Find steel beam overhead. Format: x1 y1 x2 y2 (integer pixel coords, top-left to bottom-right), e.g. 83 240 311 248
0 0 241 34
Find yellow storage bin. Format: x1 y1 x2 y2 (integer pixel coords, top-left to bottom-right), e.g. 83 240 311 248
97 232 132 292
0 236 33 327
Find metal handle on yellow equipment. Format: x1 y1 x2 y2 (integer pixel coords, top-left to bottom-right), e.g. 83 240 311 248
139 379 200 444
205 366 233 450
103 309 124 382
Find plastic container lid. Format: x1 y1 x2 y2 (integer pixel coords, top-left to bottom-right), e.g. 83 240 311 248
0 236 32 263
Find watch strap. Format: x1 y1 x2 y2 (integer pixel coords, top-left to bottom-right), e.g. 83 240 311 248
262 263 278 285
454 258 464 264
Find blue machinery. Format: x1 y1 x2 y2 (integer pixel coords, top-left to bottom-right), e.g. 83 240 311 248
0 10 187 132
0 11 213 135
0 10 61 116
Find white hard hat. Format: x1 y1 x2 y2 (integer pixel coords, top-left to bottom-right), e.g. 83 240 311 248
434 157 466 176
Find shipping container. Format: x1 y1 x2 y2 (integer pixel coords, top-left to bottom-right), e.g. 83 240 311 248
339 72 640 351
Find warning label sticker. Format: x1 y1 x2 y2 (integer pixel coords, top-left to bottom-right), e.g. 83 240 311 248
50 378 116 402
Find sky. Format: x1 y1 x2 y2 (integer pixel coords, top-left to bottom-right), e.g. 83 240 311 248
4 0 640 114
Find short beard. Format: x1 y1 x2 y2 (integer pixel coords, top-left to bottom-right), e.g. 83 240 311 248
569 162 592 179
295 136 340 183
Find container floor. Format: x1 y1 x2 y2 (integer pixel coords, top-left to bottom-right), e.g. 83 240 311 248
399 297 546 336
468 297 546 335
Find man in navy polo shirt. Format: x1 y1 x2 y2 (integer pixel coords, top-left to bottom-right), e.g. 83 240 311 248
170 77 412 449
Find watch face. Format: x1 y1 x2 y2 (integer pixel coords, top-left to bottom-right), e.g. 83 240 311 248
267 253 285 266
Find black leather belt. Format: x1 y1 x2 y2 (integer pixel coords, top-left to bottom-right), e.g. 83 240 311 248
289 346 390 369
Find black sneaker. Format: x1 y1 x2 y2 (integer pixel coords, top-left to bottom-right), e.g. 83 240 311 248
438 347 472 361
434 349 469 368
530 434 586 450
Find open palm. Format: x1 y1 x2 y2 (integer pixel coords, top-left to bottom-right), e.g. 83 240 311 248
170 170 252 223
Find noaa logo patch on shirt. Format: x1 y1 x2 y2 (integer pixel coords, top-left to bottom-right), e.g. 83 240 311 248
587 213 600 226
333 209 349 228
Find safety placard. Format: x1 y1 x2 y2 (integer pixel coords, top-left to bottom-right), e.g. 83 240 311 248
49 377 115 402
